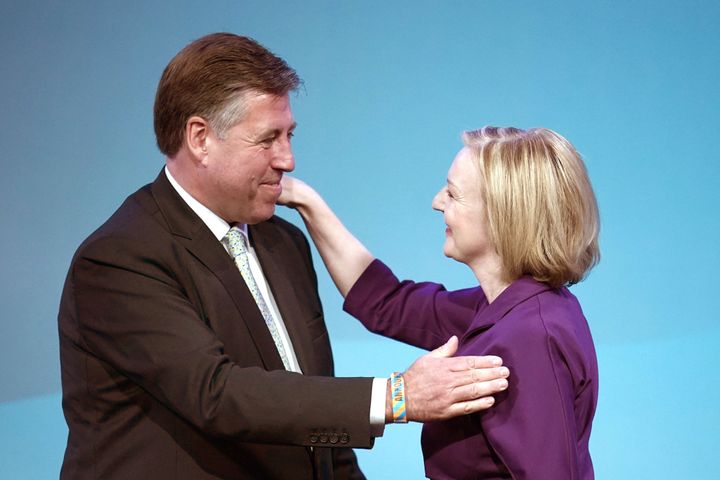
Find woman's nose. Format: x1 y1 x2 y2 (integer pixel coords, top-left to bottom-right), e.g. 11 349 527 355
431 188 445 212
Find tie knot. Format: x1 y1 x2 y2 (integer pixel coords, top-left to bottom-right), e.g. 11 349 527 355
223 226 249 258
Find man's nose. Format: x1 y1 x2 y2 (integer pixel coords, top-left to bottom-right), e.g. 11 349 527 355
273 140 295 172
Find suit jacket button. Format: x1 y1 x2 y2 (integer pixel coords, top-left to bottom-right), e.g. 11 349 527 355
310 435 318 444
319 434 328 444
340 433 349 444
329 434 339 444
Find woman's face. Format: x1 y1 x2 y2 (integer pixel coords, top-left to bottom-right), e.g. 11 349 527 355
432 147 493 267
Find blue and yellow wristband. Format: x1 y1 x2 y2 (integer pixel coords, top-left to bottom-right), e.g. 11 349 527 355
390 371 407 423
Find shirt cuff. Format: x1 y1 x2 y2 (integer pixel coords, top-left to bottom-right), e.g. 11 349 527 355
369 377 388 437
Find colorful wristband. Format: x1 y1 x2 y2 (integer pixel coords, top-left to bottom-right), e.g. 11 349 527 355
390 371 407 423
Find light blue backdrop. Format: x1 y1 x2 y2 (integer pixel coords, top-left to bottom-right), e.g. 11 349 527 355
1 1 718 478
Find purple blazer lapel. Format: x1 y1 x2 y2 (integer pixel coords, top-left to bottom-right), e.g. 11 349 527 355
462 276 552 341
149 170 286 371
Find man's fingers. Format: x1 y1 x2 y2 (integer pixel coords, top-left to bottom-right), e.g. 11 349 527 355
452 396 497 416
428 335 459 358
448 355 503 371
465 366 510 385
443 366 509 387
451 377 509 403
403 349 510 422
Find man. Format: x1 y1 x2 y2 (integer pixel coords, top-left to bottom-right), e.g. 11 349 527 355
58 33 509 479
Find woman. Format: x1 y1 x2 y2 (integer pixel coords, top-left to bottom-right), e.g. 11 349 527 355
280 126 600 479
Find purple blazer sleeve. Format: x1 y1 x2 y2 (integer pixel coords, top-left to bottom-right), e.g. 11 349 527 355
343 260 486 351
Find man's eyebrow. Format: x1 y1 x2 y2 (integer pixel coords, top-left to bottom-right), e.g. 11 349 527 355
258 122 298 137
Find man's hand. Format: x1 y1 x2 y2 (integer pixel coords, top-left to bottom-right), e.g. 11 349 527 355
386 336 510 423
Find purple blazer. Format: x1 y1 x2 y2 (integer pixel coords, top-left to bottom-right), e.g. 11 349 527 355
344 260 598 480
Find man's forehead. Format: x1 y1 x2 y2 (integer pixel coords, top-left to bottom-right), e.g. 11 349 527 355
241 93 294 127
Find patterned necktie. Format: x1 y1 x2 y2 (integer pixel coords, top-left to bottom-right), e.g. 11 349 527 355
222 226 291 370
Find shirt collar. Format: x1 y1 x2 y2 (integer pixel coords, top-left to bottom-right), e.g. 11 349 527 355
164 166 248 241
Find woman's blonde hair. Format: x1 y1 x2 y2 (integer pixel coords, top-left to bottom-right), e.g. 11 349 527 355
462 126 600 288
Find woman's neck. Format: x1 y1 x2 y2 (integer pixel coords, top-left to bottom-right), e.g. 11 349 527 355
468 255 511 304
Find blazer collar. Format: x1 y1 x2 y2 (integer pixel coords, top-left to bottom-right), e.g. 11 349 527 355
150 170 287 371
462 276 552 340
150 169 208 240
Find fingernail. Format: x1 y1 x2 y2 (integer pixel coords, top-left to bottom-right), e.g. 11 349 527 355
498 379 508 390
485 396 495 406
499 367 509 377
492 357 502 366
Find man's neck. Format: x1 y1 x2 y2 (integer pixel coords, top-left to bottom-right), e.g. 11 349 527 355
164 164 233 241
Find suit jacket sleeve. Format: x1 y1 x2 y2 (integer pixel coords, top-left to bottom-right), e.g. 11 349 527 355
67 232 375 448
291 227 369 477
343 259 485 350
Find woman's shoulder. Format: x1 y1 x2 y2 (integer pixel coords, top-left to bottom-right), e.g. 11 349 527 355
493 279 593 350
536 285 584 320
488 281 597 381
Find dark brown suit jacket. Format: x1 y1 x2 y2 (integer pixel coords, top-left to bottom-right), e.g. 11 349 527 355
58 171 373 479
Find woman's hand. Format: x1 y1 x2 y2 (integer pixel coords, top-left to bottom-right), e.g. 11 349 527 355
275 175 374 297
278 175 313 209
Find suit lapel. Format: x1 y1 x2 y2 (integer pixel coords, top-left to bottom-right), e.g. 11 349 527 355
149 170 285 371
250 223 316 375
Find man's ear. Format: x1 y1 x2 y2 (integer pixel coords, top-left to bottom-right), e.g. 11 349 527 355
185 116 210 165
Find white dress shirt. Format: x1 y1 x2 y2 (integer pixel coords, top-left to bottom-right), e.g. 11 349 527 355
165 167 386 436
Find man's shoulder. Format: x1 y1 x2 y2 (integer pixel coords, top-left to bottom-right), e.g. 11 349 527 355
254 214 308 248
264 214 304 236
74 182 166 258
252 215 315 267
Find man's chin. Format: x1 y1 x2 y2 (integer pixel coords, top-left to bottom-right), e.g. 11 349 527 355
243 205 277 225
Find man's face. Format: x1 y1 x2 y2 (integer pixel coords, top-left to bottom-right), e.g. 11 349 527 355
202 92 296 224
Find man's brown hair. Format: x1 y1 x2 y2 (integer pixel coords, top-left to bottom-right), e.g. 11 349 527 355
154 33 300 157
